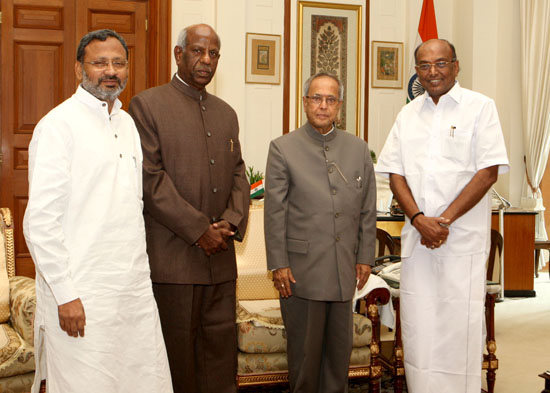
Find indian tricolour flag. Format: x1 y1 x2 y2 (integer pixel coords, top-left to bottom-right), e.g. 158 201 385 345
250 179 264 199
407 0 439 102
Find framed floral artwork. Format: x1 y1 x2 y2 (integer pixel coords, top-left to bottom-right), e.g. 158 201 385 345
245 33 281 84
296 1 362 136
371 41 403 89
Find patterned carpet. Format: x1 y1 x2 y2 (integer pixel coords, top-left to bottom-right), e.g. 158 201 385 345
239 372 407 392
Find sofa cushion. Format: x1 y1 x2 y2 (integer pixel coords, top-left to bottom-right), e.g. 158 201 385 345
0 372 34 393
238 321 286 354
349 346 372 367
238 351 288 374
353 313 372 348
9 276 36 344
0 324 34 378
237 299 284 328
237 303 372 355
237 346 372 375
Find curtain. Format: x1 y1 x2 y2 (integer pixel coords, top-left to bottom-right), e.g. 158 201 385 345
520 0 550 270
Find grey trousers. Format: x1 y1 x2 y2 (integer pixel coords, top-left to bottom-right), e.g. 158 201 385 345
152 281 237 393
280 295 354 393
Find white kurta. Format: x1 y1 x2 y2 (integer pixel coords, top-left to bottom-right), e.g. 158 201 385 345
376 83 509 393
23 86 172 393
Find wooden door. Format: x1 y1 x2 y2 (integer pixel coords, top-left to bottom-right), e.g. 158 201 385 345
0 0 169 277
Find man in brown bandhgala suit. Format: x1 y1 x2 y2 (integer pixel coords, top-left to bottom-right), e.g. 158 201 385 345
128 24 249 393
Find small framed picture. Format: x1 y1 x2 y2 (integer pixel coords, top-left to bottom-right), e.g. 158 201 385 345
245 33 281 84
371 41 403 89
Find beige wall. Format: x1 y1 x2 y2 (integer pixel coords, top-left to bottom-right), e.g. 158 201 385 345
171 0 524 204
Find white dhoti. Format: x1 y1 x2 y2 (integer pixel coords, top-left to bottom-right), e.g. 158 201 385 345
400 247 486 393
33 276 172 393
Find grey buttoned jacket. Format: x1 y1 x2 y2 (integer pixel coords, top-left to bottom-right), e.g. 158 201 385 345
264 122 377 302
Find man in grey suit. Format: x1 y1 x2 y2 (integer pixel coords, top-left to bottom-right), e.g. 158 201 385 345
264 72 377 393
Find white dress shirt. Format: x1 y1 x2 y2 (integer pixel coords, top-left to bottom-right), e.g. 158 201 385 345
376 83 509 258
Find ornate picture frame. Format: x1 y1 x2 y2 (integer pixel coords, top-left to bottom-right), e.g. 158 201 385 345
296 1 362 136
245 33 282 85
371 41 403 89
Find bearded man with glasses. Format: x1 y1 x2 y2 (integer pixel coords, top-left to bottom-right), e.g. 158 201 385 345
376 39 509 393
23 29 172 393
264 72 377 393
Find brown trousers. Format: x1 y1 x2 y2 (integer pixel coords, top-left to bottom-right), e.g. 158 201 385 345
152 281 237 393
280 296 354 393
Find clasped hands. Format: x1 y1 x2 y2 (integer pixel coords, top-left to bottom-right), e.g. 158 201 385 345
196 220 235 256
413 215 451 250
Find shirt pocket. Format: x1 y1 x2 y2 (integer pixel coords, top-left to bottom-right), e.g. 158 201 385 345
441 127 473 166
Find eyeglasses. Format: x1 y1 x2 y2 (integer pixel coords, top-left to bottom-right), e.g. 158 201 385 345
305 95 341 106
83 59 128 70
415 60 455 72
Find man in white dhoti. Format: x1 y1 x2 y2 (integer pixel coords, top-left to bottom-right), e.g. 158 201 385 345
23 29 172 393
376 39 509 393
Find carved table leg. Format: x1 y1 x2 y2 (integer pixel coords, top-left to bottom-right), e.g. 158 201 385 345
485 293 498 393
392 297 405 393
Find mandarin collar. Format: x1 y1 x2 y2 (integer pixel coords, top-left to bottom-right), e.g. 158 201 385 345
171 74 209 102
75 85 121 115
304 122 338 142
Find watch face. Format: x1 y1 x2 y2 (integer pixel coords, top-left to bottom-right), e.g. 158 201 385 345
407 73 425 102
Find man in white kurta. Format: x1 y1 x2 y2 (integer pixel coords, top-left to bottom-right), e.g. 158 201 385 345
23 29 172 393
376 39 509 393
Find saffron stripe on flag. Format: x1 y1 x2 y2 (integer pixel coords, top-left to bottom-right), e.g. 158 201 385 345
250 179 264 198
407 0 438 103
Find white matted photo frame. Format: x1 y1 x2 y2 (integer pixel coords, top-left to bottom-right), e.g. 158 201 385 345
297 1 362 136
371 41 403 89
245 33 281 84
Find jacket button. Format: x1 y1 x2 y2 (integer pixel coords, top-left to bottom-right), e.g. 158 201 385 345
332 189 337 195
210 159 215 165
202 106 206 111
212 188 217 193
207 131 212 137
325 146 329 151
335 213 339 218
328 167 333 173
335 236 340 242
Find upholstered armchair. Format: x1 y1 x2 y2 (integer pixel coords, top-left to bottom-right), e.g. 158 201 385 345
235 204 391 391
0 208 36 392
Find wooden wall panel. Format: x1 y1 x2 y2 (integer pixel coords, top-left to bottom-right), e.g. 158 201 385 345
15 42 63 132
89 11 135 33
14 6 64 30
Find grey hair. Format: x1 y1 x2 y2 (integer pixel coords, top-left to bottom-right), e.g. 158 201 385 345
176 25 221 50
76 29 128 62
303 72 344 101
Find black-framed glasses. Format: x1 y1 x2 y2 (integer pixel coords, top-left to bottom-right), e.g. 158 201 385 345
305 95 340 106
415 60 455 72
83 59 128 70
